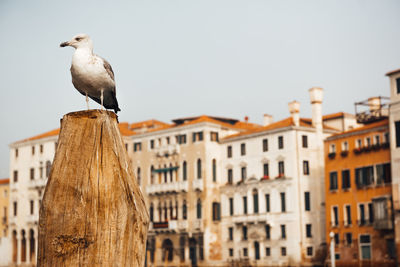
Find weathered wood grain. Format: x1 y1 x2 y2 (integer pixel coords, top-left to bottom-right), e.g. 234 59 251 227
37 110 149 266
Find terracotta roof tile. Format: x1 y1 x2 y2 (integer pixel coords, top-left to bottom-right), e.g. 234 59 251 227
0 179 9 185
330 118 388 137
18 128 60 143
130 119 170 130
386 68 400 76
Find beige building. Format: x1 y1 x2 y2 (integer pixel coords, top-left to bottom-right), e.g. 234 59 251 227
127 115 259 266
0 178 9 238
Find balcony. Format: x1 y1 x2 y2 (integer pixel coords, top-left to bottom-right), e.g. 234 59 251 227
146 181 188 195
193 219 202 230
233 214 267 225
192 179 203 191
154 144 180 158
149 220 188 233
28 179 47 190
27 214 38 225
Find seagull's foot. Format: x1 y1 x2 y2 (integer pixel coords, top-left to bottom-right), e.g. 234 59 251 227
86 94 90 110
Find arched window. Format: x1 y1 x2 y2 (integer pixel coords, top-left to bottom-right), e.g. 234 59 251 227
169 163 173 182
137 167 141 185
149 203 154 222
182 200 187 220
163 165 168 183
164 202 167 221
169 201 173 219
254 241 260 260
162 239 174 262
212 159 217 182
158 204 162 222
196 199 202 219
21 229 26 262
182 161 187 181
12 230 17 263
150 165 154 184
197 159 202 179
29 229 35 262
45 161 51 178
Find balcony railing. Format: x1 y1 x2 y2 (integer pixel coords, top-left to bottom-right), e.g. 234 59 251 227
154 144 180 157
149 220 188 232
193 219 202 230
28 179 47 190
192 179 203 191
27 214 38 225
146 181 188 195
232 214 267 225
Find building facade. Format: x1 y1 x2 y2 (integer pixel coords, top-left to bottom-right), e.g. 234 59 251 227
325 116 396 266
0 178 9 238
219 88 349 266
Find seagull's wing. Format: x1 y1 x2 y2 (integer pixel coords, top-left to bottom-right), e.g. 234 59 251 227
100 56 115 82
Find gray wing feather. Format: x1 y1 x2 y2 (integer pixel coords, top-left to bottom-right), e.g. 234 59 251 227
101 57 115 82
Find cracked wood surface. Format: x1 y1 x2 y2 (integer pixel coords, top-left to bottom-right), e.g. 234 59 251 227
37 110 149 266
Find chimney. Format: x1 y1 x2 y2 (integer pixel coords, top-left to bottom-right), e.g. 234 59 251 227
309 87 323 129
288 101 300 126
263 114 273 126
244 116 249 123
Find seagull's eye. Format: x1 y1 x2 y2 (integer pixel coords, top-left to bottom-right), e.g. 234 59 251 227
75 37 82 41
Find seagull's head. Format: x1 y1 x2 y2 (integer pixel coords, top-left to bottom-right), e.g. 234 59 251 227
60 34 93 50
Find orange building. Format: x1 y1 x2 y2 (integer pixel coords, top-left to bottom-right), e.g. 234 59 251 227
325 118 396 266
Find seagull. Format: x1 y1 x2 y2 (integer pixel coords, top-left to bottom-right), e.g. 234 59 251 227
60 33 120 113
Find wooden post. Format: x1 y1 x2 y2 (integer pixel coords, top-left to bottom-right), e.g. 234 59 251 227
37 110 149 266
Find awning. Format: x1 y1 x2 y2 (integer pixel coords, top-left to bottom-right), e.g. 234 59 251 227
153 166 179 173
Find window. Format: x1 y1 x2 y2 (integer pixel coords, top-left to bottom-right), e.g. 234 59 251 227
254 241 260 260
281 247 287 256
15 148 18 158
334 233 339 245
342 141 349 151
212 202 221 221
13 170 18 183
227 146 232 158
307 247 313 256
265 247 271 256
229 248 233 257
303 161 309 175
376 163 391 184
182 200 187 219
149 204 154 222
356 139 362 149
360 234 371 259
242 226 248 240
241 167 247 181
125 143 128 151
196 199 202 219
240 143 246 156
345 205 352 225
40 144 43 153
396 121 400 147
31 146 35 155
278 161 285 176
342 170 351 189
359 203 366 225
366 137 371 148
13 201 17 216
166 137 170 145
306 224 312 237
243 196 248 214
302 135 308 148
329 144 336 153
133 142 142 152
243 247 248 257
280 192 286 212
227 169 233 184
278 136 284 149
345 232 352 246
192 131 203 142
263 163 269 177
210 132 219 142
229 227 233 241
30 200 34 215
197 159 202 179
263 139 268 152
137 167 141 185
368 203 374 224
280 224 286 239
265 224 271 240
253 189 259 214
176 134 187 144
265 194 270 212
355 166 374 188
305 192 310 211
397 78 400 94
374 135 380 145
46 161 51 177
212 159 217 182
332 206 339 226
182 161 187 181
150 139 154 149
329 172 338 190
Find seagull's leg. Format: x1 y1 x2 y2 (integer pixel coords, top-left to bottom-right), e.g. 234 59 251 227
85 93 89 110
100 89 104 110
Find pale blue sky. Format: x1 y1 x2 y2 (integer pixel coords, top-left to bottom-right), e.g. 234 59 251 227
0 0 399 178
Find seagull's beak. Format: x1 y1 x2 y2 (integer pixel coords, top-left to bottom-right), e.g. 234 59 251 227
60 41 70 47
